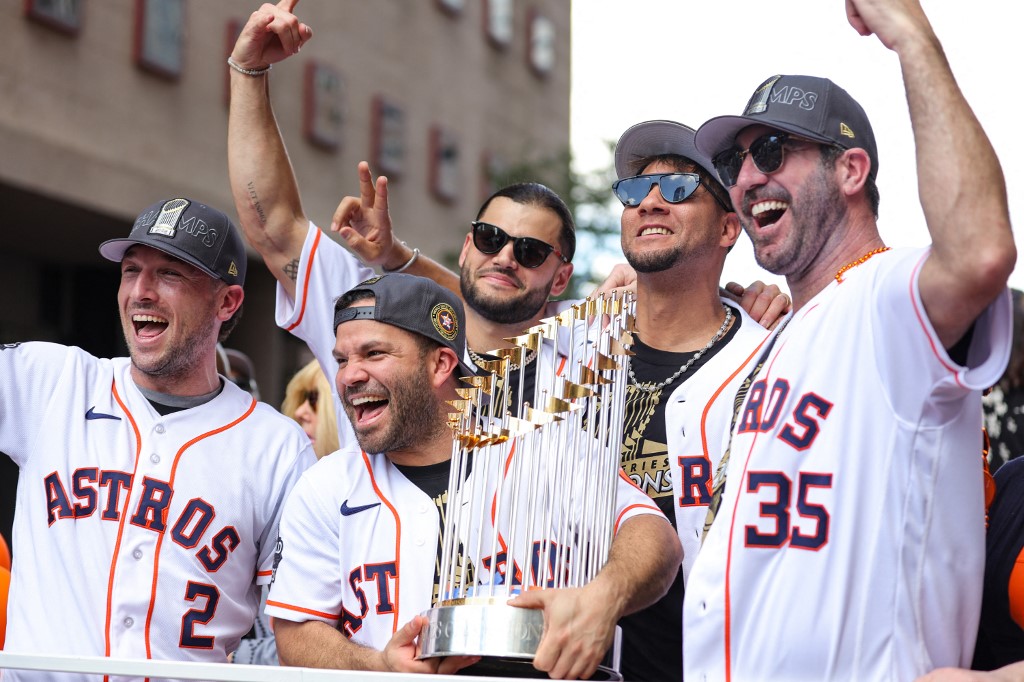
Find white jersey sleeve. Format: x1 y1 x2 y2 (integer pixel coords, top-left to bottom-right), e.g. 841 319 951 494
274 222 376 447
266 449 440 650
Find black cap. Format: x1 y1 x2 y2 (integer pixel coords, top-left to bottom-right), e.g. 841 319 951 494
99 198 247 285
695 75 878 180
334 273 475 378
614 120 724 189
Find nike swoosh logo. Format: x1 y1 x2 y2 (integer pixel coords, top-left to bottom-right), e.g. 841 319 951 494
85 406 121 421
340 500 381 516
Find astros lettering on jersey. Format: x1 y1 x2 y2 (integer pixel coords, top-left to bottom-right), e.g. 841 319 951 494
0 342 315 680
265 443 663 645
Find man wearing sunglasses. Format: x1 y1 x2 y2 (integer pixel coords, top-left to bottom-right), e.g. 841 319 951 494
226 4 683 678
682 0 1016 680
601 119 780 681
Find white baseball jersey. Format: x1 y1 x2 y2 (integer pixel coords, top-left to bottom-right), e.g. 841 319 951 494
265 445 665 647
0 342 315 681
275 222 577 438
666 301 771 582
685 248 1012 681
274 222 373 450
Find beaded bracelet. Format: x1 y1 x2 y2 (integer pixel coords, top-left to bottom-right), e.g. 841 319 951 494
227 57 271 77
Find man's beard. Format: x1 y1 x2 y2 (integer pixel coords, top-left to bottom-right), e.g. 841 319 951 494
460 263 552 325
124 310 217 383
743 161 847 277
622 243 683 273
344 365 447 454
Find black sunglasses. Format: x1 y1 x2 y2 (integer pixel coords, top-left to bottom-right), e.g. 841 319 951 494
302 389 318 410
612 172 729 211
713 132 824 188
471 221 569 269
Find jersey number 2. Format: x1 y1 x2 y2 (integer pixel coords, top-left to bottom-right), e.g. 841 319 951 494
180 581 219 649
744 471 832 550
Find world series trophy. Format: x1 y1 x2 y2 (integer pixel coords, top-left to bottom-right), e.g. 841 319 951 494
418 290 635 680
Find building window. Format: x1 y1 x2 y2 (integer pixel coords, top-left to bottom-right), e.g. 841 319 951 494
134 0 184 79
436 0 465 16
303 61 344 152
429 126 460 204
527 9 555 78
25 0 83 36
484 0 514 49
481 151 508 202
372 97 406 179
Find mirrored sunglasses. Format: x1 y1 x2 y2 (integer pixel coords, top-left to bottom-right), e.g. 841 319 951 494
471 221 569 269
713 132 803 188
612 172 705 207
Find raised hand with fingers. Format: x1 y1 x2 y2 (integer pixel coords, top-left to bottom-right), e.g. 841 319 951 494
330 162 410 270
231 0 313 71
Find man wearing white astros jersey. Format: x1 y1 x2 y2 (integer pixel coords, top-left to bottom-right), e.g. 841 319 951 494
0 198 315 679
684 0 1016 679
606 120 776 680
264 273 682 679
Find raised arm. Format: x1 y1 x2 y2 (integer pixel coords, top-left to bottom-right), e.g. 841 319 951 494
227 0 313 300
848 0 1015 348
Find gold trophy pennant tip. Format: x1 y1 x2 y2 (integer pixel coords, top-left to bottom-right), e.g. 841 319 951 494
560 380 595 398
579 366 613 385
608 336 635 357
525 407 564 424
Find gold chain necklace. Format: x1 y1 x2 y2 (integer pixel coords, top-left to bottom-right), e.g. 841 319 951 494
834 246 891 283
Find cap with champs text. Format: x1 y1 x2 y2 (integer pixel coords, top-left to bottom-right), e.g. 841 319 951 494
694 75 878 180
333 273 475 378
614 120 724 189
99 198 247 286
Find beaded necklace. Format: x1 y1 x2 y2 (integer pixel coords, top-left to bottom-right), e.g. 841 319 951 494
835 246 891 283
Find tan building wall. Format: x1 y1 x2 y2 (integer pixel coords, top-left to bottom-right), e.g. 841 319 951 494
0 0 571 405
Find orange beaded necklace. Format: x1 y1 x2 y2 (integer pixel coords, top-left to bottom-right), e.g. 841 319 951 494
834 246 891 283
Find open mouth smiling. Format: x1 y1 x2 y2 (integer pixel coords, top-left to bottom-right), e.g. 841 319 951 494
348 394 389 424
132 314 169 338
751 200 789 228
639 227 672 237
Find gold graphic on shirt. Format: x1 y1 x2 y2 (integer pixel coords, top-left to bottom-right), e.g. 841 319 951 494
621 383 673 500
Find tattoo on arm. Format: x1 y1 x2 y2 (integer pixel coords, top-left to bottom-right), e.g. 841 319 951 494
283 259 300 282
247 181 268 226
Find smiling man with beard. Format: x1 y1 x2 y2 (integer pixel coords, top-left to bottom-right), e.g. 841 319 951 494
683 0 1017 679
0 198 316 679
264 272 681 679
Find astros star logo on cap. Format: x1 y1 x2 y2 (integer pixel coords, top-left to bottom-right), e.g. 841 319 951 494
432 303 458 341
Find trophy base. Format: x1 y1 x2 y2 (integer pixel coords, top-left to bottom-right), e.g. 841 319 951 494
418 598 621 680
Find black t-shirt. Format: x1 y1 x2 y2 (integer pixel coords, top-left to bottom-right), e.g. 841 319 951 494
617 307 742 682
